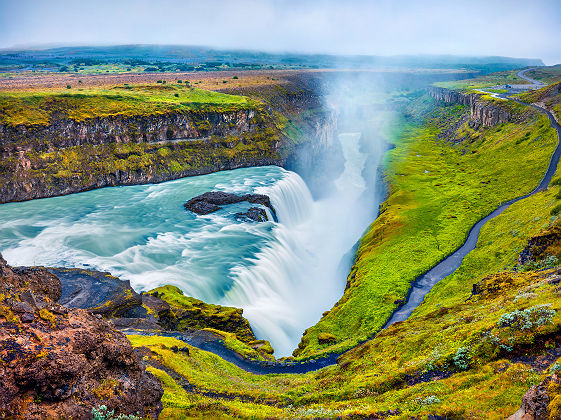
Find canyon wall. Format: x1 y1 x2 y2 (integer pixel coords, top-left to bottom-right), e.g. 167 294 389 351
0 109 259 155
427 86 511 127
0 96 337 203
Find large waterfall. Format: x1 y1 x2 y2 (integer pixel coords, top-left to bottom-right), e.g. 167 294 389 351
0 129 383 357
223 132 379 356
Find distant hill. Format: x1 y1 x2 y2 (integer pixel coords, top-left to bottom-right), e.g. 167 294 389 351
0 44 544 74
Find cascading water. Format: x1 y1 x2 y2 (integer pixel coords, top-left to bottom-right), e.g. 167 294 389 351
224 131 382 356
0 124 385 356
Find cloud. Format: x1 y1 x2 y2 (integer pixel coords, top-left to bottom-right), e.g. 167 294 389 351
0 0 560 64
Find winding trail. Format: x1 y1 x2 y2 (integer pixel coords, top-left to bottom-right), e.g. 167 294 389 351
132 69 561 374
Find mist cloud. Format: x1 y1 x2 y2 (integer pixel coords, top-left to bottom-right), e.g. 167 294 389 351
0 0 560 64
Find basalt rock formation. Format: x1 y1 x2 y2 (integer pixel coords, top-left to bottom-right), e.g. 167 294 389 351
508 373 561 420
235 207 269 222
519 222 561 266
0 109 259 154
427 86 512 127
185 191 276 221
0 106 285 204
0 254 163 419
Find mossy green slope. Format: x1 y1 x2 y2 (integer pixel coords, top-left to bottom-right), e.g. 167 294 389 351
147 285 275 361
517 80 561 122
295 96 557 358
0 84 254 127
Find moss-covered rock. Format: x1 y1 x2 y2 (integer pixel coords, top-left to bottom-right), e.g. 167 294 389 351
149 285 257 343
318 333 336 344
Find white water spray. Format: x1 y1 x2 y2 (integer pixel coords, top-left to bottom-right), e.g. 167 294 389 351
223 131 379 356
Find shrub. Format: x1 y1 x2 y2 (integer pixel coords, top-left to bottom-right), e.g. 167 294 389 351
174 93 179 97
177 80 182 83
551 204 561 216
232 76 238 79
519 255 559 272
497 304 556 331
551 362 561 375
453 346 471 370
417 395 440 405
91 405 139 420
66 85 71 89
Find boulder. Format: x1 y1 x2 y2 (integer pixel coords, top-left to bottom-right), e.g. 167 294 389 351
184 191 276 220
0 254 163 419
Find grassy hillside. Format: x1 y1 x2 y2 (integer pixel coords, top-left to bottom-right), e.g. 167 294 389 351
295 95 557 358
0 83 255 127
526 66 561 84
433 70 525 91
517 80 561 122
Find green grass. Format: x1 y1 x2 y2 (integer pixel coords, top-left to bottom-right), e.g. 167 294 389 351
0 84 255 126
517 80 561 123
433 70 525 91
526 66 561 84
295 96 557 358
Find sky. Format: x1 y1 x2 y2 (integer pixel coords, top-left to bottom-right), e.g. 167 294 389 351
1 0 560 65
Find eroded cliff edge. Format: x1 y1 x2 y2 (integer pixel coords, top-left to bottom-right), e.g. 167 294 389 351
0 78 337 203
427 86 511 127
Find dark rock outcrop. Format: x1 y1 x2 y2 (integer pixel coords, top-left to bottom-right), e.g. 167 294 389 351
427 86 512 127
52 268 142 317
0 255 163 419
235 207 269 222
185 191 276 221
49 267 261 345
508 373 561 420
519 222 561 266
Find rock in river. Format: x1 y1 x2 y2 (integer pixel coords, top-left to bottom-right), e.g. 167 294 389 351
184 191 277 221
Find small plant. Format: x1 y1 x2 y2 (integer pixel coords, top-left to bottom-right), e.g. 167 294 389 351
497 304 556 330
174 93 179 97
66 85 71 89
551 362 561 375
91 405 139 420
519 255 559 272
417 395 440 405
453 346 471 370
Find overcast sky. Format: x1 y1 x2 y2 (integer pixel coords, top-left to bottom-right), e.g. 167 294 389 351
1 0 560 65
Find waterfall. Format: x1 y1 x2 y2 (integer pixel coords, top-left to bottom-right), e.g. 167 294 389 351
0 127 385 358
260 171 315 226
223 131 378 357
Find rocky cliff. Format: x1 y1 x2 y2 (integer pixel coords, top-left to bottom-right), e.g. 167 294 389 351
427 86 512 127
0 255 163 419
0 86 337 204
0 109 259 154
